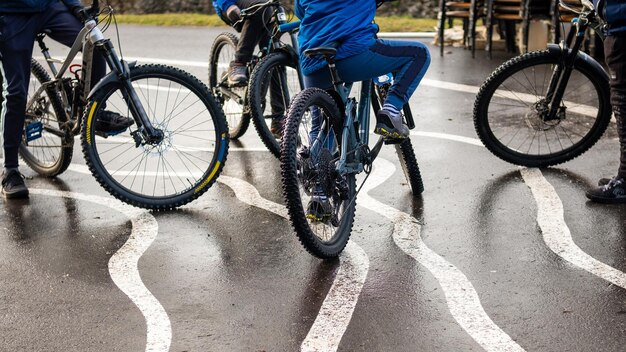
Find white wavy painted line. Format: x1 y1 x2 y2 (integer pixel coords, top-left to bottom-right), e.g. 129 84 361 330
300 241 368 352
360 158 524 352
29 188 170 352
66 163 369 351
215 176 369 352
520 168 626 288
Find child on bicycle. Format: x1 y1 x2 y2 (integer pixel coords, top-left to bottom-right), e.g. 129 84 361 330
295 0 430 220
212 0 274 85
213 0 287 136
586 0 626 203
0 0 133 199
295 0 431 140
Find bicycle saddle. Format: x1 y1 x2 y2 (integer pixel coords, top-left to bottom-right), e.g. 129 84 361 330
303 47 337 61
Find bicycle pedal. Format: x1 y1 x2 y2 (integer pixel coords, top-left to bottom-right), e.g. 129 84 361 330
25 121 43 142
383 137 404 145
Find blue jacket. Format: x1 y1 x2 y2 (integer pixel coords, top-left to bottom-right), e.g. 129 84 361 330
295 0 380 75
212 0 236 17
595 0 626 34
0 0 81 13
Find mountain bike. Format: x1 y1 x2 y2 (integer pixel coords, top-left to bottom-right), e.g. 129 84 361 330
473 0 611 167
281 48 424 259
26 0 229 210
208 0 303 158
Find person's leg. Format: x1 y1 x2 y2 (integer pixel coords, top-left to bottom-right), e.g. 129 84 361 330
337 39 430 111
226 0 272 85
235 0 271 63
0 14 42 198
585 33 626 202
335 39 430 138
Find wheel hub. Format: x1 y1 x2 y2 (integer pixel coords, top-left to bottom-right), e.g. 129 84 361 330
525 99 564 131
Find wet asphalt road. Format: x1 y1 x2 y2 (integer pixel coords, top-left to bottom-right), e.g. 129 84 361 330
2 24 626 351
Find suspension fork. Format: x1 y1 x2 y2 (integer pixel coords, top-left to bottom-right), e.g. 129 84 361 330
545 18 589 121
96 39 163 144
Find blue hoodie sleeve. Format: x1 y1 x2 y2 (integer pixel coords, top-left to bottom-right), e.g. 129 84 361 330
295 0 303 19
214 0 237 15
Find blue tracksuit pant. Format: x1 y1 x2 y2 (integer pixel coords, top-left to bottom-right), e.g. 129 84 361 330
303 39 430 109
0 1 106 168
304 39 430 151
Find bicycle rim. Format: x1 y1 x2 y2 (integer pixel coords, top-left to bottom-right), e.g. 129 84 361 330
82 65 228 210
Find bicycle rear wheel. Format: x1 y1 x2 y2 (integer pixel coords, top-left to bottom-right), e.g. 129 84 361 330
372 83 424 195
473 50 611 167
209 32 249 139
248 51 302 158
18 59 74 176
81 64 229 210
281 88 355 259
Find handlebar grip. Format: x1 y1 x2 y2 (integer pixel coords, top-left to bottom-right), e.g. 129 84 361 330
278 20 300 33
73 7 89 22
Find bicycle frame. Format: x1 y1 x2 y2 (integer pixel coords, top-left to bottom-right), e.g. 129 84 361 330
34 9 162 144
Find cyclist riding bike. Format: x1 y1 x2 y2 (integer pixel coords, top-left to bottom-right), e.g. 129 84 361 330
586 0 626 203
295 0 430 219
213 0 288 135
213 0 269 85
0 0 133 199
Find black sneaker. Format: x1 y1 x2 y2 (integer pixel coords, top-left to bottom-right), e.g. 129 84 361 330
227 63 248 86
306 191 332 223
586 176 626 203
1 170 29 199
374 109 409 139
96 111 134 135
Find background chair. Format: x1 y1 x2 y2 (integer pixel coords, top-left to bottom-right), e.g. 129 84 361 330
485 0 530 58
438 0 485 57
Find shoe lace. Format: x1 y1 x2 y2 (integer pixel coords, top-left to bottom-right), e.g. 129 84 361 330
604 177 624 190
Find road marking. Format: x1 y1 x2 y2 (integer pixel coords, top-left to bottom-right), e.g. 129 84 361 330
29 188 171 352
520 168 626 288
66 164 369 352
300 241 369 352
359 158 525 352
214 176 370 352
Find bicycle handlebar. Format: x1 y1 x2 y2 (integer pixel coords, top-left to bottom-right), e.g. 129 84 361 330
278 20 300 33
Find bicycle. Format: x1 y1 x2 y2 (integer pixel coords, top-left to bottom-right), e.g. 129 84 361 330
208 0 303 158
473 0 611 167
25 0 229 210
280 48 424 259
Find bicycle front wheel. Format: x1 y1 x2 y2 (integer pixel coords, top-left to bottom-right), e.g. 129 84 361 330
81 64 229 210
209 32 250 139
281 88 355 259
19 59 74 176
473 49 612 167
249 51 302 158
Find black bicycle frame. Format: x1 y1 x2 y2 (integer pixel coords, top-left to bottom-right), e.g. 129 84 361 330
545 1 604 121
